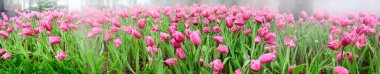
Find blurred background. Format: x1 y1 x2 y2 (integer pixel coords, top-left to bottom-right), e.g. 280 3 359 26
0 0 380 18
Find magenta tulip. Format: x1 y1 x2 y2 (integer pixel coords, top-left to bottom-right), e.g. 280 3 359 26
49 36 61 45
217 45 229 54
334 66 349 74
213 36 223 44
250 60 262 72
259 53 276 63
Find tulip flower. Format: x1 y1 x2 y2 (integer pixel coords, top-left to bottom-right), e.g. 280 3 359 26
160 32 170 42
255 36 261 44
151 25 159 33
328 40 341 50
289 64 296 74
245 29 251 36
22 28 34 36
175 48 186 59
226 17 234 28
145 36 155 46
172 31 185 42
212 26 221 34
137 19 146 29
213 36 223 44
340 33 351 46
0 49 6 55
170 39 182 48
49 36 61 45
190 31 201 46
259 53 276 63
234 69 242 74
355 35 367 49
208 59 224 73
199 58 204 66
57 51 67 61
250 60 262 72
264 33 276 44
334 66 349 74
217 45 229 54
202 27 210 34
0 31 8 40
146 45 158 55
284 37 296 48
2 53 11 60
132 29 142 39
114 38 122 48
165 58 178 66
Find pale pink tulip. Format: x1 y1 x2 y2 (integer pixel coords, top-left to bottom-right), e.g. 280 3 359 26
334 66 349 74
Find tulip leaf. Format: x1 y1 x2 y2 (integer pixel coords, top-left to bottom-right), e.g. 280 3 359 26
293 64 305 74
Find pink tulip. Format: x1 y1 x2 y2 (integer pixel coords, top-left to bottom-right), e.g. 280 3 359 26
0 31 8 40
2 53 11 60
300 11 308 19
366 28 376 35
7 27 14 33
264 33 276 44
355 24 367 35
114 38 122 48
88 27 103 38
250 60 262 72
59 23 69 31
137 19 146 29
146 36 155 46
57 51 67 61
104 32 113 41
0 49 6 55
226 17 234 28
49 36 61 45
110 26 119 33
193 19 199 26
235 18 245 26
213 36 223 44
340 19 350 27
245 29 251 36
258 27 269 37
160 32 170 42
185 29 192 38
122 26 132 34
255 36 261 44
334 66 349 74
190 31 201 46
202 27 210 34
176 48 186 59
22 28 34 36
208 59 224 73
200 58 204 66
212 26 221 34
132 29 142 39
328 40 341 50
217 45 229 54
42 21 52 31
284 37 296 48
170 39 182 48
340 33 351 46
165 58 178 66
172 31 185 42
185 20 191 28
355 35 367 49
151 25 159 33
254 16 264 24
146 46 158 55
336 52 359 62
234 69 242 74
289 64 296 74
258 53 276 63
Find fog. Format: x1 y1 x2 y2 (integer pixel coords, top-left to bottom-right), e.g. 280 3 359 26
6 0 380 14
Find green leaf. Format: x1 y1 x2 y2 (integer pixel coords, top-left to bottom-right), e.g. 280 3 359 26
293 64 305 74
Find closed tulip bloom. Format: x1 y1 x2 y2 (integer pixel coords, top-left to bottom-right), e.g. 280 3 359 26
213 36 223 44
172 31 185 42
57 51 67 61
254 16 264 24
185 20 191 28
175 48 186 59
22 28 34 36
165 58 178 66
336 52 359 62
355 24 367 35
334 66 349 74
200 58 204 66
137 19 146 29
255 36 261 44
289 64 296 74
340 33 351 46
114 38 122 48
217 45 229 54
284 37 296 48
0 49 6 55
226 17 234 28
328 40 341 50
366 28 376 35
250 60 262 72
7 27 14 33
59 24 69 31
146 36 155 46
245 29 251 36
49 36 61 45
170 39 182 48
151 25 159 33
185 29 192 38
190 31 201 46
234 69 242 74
264 33 276 44
104 32 113 41
355 35 367 49
132 29 142 39
258 53 276 63
2 53 11 60
146 45 158 55
88 27 103 38
208 59 224 73
235 18 245 26
300 11 308 19
160 32 170 42
202 27 210 34
122 26 132 34
258 27 268 37
212 26 221 34
42 21 52 31
0 31 8 39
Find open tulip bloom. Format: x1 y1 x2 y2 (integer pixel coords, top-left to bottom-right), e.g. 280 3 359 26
0 3 378 74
